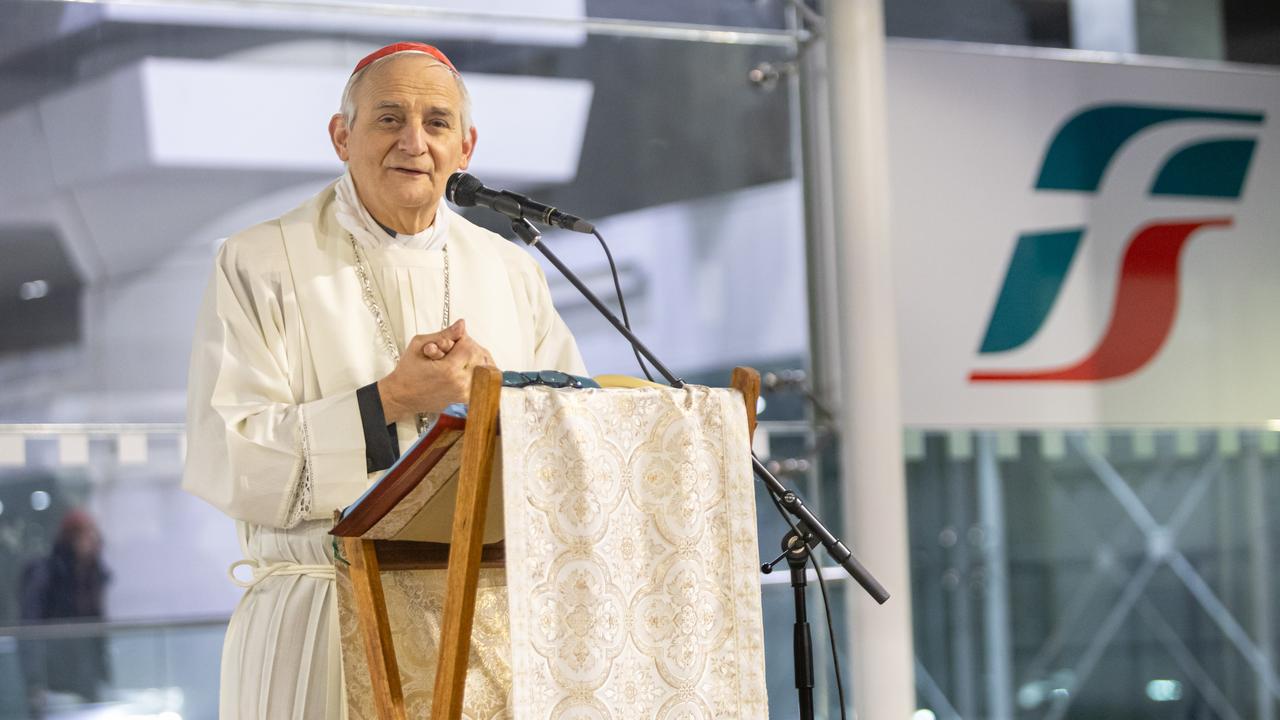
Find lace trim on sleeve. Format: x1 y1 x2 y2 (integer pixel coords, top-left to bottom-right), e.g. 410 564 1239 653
282 407 315 528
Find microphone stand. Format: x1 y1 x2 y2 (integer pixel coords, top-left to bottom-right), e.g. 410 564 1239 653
508 217 889 719
762 529 820 720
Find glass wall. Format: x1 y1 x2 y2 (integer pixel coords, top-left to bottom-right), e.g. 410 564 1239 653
907 428 1280 719
0 1 828 717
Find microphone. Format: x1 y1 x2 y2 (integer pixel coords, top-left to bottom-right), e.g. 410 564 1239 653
446 172 595 234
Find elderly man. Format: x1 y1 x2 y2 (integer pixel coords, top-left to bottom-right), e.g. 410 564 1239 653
183 42 585 718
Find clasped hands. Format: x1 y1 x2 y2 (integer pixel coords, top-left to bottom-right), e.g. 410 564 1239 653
377 319 496 423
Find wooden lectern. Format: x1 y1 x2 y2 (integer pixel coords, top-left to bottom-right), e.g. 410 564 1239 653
331 365 761 720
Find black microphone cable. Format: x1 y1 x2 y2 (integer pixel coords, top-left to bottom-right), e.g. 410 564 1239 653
590 228 655 383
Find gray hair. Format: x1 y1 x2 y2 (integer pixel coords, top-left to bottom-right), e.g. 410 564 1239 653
339 50 473 134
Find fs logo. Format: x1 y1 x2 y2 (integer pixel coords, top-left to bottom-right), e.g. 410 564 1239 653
971 103 1265 382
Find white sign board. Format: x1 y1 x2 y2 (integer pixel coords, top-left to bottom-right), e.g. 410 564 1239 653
887 42 1280 427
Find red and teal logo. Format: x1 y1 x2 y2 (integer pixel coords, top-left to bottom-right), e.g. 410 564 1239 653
971 103 1264 382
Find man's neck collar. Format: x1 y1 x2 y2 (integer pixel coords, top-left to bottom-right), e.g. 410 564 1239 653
335 172 449 252
368 208 436 237
372 218 399 239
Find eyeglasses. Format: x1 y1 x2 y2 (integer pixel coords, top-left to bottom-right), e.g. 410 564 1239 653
502 370 590 389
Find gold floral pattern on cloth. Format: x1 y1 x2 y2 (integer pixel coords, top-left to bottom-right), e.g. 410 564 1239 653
335 565 514 719
500 385 768 719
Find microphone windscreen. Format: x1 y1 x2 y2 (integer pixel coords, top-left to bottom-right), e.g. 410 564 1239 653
446 172 484 207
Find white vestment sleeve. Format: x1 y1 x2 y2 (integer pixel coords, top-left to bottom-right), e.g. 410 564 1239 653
526 262 588 376
183 242 366 529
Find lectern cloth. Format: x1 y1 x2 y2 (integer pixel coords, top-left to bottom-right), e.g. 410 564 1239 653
501 385 769 719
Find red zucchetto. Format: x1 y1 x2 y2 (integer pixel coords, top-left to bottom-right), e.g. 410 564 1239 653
351 42 458 76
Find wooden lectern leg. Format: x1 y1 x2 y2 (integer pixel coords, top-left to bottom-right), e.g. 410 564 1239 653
431 365 504 720
342 536 408 720
731 366 761 441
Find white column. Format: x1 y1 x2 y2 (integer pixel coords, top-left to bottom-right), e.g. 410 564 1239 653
825 2 917 718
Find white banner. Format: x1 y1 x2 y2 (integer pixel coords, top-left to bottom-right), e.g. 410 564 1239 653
887 42 1280 427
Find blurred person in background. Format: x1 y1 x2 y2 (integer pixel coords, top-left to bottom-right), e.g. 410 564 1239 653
183 41 584 718
18 508 112 718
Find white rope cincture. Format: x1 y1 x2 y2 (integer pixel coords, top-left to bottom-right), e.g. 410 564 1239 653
228 559 335 589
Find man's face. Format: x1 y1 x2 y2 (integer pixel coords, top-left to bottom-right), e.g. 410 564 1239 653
329 54 476 230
